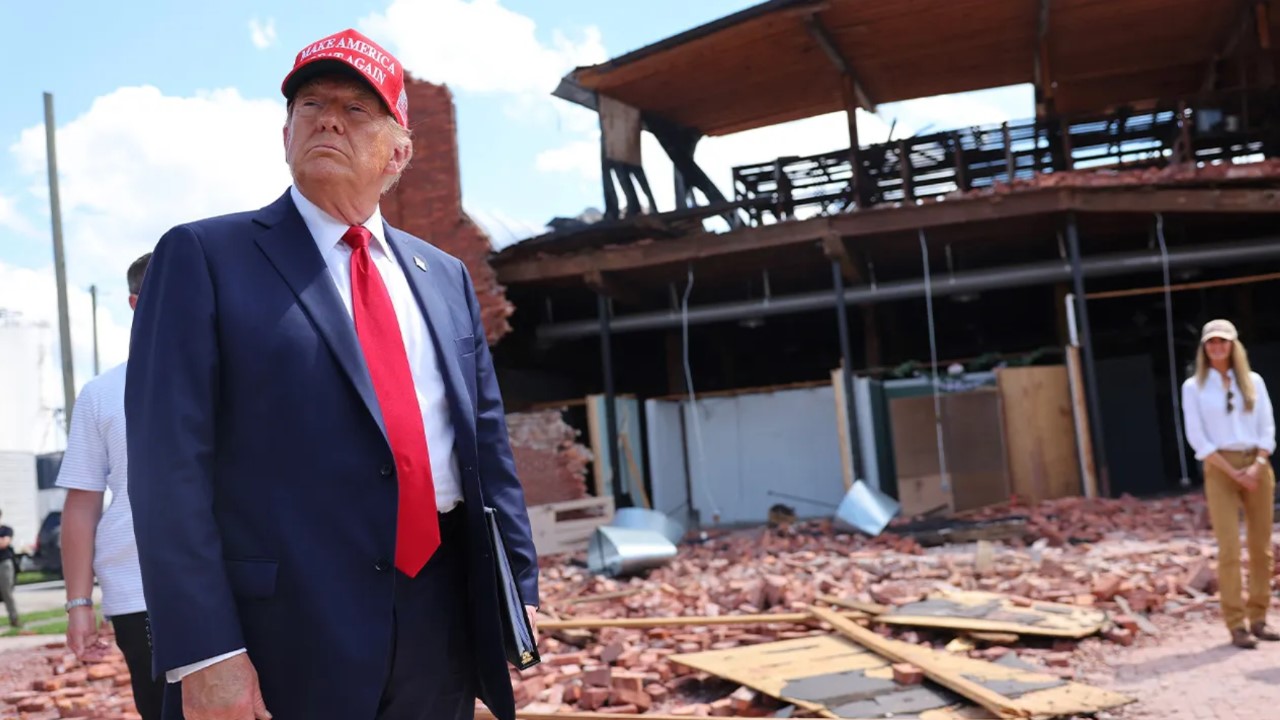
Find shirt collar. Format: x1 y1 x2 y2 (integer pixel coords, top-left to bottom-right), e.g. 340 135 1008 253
290 185 391 259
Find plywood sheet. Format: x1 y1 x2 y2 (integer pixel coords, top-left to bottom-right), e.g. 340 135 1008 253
997 366 1081 504
943 390 1010 512
877 590 1109 639
671 634 1133 720
888 390 1012 514
599 95 642 166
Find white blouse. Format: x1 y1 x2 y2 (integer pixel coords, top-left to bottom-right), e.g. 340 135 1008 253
1182 369 1276 461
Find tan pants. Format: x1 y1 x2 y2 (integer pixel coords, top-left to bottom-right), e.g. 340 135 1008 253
1204 449 1276 630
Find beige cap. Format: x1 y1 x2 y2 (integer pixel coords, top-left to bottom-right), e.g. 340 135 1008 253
1201 318 1239 343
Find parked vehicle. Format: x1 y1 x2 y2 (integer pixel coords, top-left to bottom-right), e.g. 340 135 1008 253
22 510 62 575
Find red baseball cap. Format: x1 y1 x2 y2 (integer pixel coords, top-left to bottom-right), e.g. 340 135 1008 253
281 28 408 127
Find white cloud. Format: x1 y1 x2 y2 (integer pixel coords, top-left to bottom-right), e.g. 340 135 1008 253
467 208 549 250
0 193 38 238
879 85 1033 136
0 262 133 452
5 85 292 430
535 110 895 215
535 138 598 180
11 85 292 285
249 17 278 50
533 84 1033 219
360 0 606 97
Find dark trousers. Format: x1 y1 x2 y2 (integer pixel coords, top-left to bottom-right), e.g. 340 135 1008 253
376 507 475 720
112 611 166 720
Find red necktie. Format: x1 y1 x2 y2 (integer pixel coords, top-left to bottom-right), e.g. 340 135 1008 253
342 226 439 577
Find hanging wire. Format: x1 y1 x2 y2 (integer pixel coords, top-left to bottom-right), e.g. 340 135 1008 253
919 229 951 494
681 264 722 522
1156 213 1191 487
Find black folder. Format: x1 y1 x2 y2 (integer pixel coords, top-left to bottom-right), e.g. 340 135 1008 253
483 506 541 670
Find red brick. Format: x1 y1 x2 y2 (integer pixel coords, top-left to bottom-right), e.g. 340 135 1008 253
892 663 924 685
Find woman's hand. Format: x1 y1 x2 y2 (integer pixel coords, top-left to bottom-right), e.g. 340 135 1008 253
1237 462 1261 491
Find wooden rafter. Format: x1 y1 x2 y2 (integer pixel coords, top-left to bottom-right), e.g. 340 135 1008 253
802 12 876 112
821 233 861 282
1203 0 1260 92
584 269 647 307
1034 0 1054 114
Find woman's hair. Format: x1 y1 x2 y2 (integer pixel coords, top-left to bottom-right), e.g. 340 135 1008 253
1195 337 1257 412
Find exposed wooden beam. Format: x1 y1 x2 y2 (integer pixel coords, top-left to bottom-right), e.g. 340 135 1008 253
1034 0 1054 116
1068 187 1280 214
494 188 1280 286
583 269 647 307
802 13 876 112
497 218 832 285
822 233 861 282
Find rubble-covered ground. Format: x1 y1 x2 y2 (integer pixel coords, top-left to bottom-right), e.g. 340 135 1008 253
4 493 1278 719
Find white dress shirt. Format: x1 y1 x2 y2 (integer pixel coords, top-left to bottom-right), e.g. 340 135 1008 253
169 186 463 682
54 361 148 618
1182 368 1276 461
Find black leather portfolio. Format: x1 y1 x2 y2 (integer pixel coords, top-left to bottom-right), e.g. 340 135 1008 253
484 506 541 670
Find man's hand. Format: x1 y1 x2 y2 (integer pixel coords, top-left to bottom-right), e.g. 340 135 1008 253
66 607 109 662
182 653 271 720
525 605 539 643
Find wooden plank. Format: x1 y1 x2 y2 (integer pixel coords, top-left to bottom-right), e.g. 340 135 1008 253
527 496 615 556
586 395 607 497
1065 346 1099 498
875 590 1109 639
830 369 855 491
539 609 865 632
997 366 1079 504
480 711 769 720
808 606 1032 719
816 594 889 616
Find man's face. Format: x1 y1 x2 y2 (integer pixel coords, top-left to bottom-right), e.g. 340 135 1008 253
283 76 407 194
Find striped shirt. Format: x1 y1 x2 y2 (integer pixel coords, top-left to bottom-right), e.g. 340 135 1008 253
55 361 146 617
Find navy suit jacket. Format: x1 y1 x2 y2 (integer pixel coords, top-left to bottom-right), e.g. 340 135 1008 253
125 190 538 720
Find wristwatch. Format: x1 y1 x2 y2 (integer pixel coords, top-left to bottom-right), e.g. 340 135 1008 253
64 598 93 612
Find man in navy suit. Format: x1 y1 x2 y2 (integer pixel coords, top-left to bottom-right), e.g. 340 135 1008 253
125 28 538 720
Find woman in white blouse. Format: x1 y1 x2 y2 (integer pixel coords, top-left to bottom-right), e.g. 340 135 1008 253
1182 318 1278 649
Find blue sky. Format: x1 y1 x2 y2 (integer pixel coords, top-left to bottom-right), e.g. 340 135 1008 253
0 0 1030 450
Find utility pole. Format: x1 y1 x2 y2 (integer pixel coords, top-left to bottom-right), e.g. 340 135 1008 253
90 284 100 376
45 92 75 431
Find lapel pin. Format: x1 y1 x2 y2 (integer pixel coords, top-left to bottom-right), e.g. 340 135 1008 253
413 256 427 272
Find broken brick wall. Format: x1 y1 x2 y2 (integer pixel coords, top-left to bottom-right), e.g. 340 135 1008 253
506 409 593 506
383 74 514 345
382 76 588 506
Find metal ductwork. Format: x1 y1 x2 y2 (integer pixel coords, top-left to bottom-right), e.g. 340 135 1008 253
536 236 1280 341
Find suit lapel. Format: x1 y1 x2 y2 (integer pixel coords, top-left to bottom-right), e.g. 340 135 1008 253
384 227 475 433
252 191 389 442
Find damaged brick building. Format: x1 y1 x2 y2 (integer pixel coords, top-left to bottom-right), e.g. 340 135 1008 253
382 74 594 508
484 0 1280 530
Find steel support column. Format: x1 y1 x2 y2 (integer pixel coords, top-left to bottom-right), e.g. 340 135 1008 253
598 293 628 505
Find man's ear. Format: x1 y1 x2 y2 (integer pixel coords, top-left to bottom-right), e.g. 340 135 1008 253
386 138 412 177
